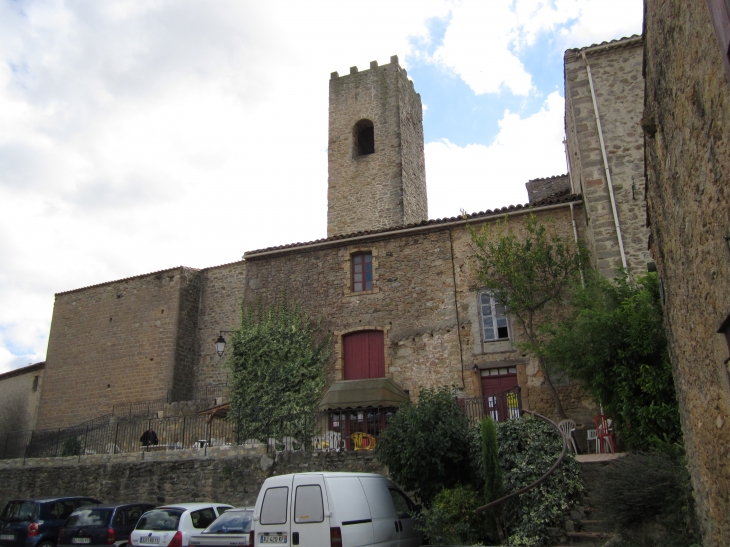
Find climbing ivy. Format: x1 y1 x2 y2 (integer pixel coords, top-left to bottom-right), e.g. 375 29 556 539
227 297 331 444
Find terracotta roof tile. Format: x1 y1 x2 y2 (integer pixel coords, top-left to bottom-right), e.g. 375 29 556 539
244 193 582 257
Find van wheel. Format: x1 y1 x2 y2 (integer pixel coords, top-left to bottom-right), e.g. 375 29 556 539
36 541 55 547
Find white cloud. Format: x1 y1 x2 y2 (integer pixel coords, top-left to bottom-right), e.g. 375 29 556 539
425 91 567 218
430 0 642 96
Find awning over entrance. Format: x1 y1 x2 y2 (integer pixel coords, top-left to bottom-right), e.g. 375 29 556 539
318 378 410 410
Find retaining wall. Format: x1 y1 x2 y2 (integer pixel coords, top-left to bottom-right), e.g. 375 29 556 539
0 449 388 509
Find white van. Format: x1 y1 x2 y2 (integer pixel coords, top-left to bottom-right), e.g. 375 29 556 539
250 472 421 547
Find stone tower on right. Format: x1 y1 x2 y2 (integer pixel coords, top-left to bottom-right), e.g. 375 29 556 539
327 56 428 237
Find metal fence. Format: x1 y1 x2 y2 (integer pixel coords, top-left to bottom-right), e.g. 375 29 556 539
459 386 523 425
111 384 229 419
0 406 399 460
1 387 522 461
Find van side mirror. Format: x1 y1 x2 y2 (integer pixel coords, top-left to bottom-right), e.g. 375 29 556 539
252 516 259 522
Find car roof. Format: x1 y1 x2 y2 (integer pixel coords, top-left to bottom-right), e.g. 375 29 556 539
154 503 232 512
9 497 97 504
72 504 153 511
267 472 385 479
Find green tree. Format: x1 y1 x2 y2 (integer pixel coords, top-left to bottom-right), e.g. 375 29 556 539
481 416 505 540
227 297 331 444
543 271 681 449
377 386 473 507
470 213 589 419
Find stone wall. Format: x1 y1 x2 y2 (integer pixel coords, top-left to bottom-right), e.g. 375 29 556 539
0 363 44 433
193 261 247 389
0 450 387 509
37 267 201 429
525 174 570 204
244 200 597 425
564 37 650 279
643 2 730 545
327 57 427 237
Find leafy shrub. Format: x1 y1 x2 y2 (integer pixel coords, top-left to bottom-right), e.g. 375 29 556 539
378 386 473 507
543 272 681 450
596 451 700 546
414 485 488 546
60 436 81 457
497 417 583 546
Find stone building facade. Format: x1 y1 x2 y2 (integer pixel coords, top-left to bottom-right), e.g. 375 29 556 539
30 45 648 447
327 56 428 237
0 362 44 433
643 1 730 544
564 36 650 279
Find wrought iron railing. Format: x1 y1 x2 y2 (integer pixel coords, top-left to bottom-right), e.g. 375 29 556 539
460 386 522 425
0 387 523 462
0 406 398 460
111 384 230 419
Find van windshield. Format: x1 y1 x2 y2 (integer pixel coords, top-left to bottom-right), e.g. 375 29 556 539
202 512 253 534
1 502 37 522
135 510 182 531
65 509 113 528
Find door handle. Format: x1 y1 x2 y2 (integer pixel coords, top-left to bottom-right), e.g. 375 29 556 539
292 531 299 545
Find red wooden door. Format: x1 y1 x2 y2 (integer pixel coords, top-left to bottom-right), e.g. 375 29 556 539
343 330 385 380
481 373 518 422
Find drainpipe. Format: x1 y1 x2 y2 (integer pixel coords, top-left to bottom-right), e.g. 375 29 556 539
581 51 629 275
563 138 575 194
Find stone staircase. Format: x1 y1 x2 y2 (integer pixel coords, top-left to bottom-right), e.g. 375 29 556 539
566 460 620 546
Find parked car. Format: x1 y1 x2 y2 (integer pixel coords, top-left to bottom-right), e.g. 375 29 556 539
129 504 233 547
251 472 421 547
0 497 102 547
57 504 156 547
188 509 253 547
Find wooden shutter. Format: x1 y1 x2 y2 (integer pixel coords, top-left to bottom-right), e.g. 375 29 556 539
707 0 730 80
343 331 385 380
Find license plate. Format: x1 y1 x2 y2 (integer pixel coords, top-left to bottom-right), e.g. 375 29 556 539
0 535 15 541
139 538 160 544
259 535 287 544
72 539 90 544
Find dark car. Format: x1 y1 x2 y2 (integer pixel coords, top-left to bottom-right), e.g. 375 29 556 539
58 504 156 547
0 497 102 547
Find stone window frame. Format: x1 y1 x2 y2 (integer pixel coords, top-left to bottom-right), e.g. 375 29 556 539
351 251 374 292
478 290 513 351
343 246 380 297
333 325 391 381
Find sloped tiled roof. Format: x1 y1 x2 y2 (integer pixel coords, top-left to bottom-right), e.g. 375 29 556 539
244 193 582 258
567 34 642 57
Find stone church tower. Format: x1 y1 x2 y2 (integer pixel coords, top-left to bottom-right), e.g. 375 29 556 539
327 56 428 237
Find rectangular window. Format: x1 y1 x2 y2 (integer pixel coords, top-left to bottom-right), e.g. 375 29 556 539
294 485 324 523
351 252 373 292
480 292 509 342
260 487 288 525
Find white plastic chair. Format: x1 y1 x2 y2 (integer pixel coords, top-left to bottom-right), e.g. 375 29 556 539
586 429 599 453
558 419 578 454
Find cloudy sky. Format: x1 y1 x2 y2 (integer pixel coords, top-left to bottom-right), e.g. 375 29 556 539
0 0 642 373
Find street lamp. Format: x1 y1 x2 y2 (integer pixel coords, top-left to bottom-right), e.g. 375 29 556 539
215 330 236 357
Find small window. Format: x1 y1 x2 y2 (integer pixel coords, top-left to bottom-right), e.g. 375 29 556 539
388 489 413 519
32 376 39 392
190 508 217 529
353 119 375 156
216 506 231 515
294 485 324 523
352 252 373 292
480 292 509 342
260 487 288 525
